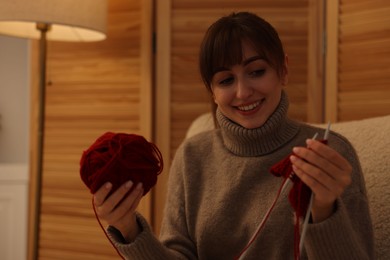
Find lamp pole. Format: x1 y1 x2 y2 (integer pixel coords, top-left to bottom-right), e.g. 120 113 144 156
33 22 50 260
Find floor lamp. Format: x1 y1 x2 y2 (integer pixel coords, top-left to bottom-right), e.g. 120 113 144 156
0 1 107 259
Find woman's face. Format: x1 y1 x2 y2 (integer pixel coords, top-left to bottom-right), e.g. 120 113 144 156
211 41 287 129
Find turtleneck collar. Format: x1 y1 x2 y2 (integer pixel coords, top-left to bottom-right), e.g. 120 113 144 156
216 91 300 156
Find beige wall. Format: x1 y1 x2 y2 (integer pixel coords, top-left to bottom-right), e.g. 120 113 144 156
0 36 30 163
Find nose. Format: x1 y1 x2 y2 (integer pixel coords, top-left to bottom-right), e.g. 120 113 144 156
236 78 254 99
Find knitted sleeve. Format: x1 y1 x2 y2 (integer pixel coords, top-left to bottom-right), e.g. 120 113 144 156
303 132 375 260
106 213 176 260
105 142 197 260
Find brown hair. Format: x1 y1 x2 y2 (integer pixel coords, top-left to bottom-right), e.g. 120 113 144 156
199 12 286 94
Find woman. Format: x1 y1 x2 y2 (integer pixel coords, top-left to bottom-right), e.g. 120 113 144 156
93 12 374 259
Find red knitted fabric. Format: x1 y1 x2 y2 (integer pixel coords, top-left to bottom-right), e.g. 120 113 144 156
270 139 328 260
80 132 163 196
270 154 311 219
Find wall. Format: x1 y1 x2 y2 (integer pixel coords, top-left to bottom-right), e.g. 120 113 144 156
0 35 30 260
0 35 30 163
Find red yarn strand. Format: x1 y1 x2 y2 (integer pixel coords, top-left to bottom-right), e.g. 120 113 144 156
92 197 125 260
235 177 292 259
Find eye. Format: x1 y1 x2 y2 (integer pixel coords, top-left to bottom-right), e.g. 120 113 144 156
212 71 234 87
219 76 234 86
250 69 266 77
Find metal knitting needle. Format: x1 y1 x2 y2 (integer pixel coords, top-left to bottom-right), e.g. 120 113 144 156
299 122 331 253
237 131 319 260
324 121 331 140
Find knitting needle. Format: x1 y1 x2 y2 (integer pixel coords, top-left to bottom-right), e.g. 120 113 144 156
237 173 294 259
324 121 331 140
299 122 331 253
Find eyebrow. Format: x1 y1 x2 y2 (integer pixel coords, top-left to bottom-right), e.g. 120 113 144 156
213 55 265 74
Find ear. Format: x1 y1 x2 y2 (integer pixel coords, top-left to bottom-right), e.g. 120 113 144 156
282 54 289 86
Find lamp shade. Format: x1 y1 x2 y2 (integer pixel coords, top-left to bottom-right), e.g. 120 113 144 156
0 0 107 42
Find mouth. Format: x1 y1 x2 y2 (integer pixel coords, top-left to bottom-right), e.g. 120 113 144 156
237 98 265 112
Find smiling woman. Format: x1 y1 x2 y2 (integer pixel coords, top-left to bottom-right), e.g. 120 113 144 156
93 11 374 260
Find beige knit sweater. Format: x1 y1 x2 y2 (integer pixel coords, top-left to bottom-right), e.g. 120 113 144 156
108 93 374 259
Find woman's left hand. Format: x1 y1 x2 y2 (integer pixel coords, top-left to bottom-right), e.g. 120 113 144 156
290 139 353 223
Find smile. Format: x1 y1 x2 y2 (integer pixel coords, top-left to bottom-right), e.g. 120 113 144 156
237 99 264 111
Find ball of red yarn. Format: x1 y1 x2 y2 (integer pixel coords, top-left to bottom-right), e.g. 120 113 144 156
80 132 163 196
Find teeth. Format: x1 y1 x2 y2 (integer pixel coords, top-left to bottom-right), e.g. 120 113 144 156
238 101 261 111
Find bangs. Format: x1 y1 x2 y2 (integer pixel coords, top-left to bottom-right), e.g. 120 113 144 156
210 28 244 74
205 26 270 80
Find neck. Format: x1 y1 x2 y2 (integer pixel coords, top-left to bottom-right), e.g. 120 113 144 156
216 91 299 156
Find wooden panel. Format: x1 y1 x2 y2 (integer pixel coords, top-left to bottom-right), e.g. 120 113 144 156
155 0 310 235
337 0 390 121
307 0 325 123
29 0 153 259
325 0 340 123
153 0 172 237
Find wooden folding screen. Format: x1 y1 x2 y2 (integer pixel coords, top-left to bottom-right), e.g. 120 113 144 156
326 0 390 122
29 0 153 259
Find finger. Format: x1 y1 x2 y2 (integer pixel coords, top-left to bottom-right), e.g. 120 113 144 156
305 139 352 172
292 147 343 180
110 183 144 223
114 186 144 242
125 183 144 217
101 180 134 214
129 183 144 212
293 164 340 217
93 182 113 207
292 163 341 204
290 155 335 192
302 140 353 186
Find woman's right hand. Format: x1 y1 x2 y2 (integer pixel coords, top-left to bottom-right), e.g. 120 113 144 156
93 181 144 242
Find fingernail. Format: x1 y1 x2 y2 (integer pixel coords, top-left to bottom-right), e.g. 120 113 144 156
290 155 297 162
137 183 144 195
105 182 112 189
125 181 133 189
292 147 299 154
306 139 313 145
